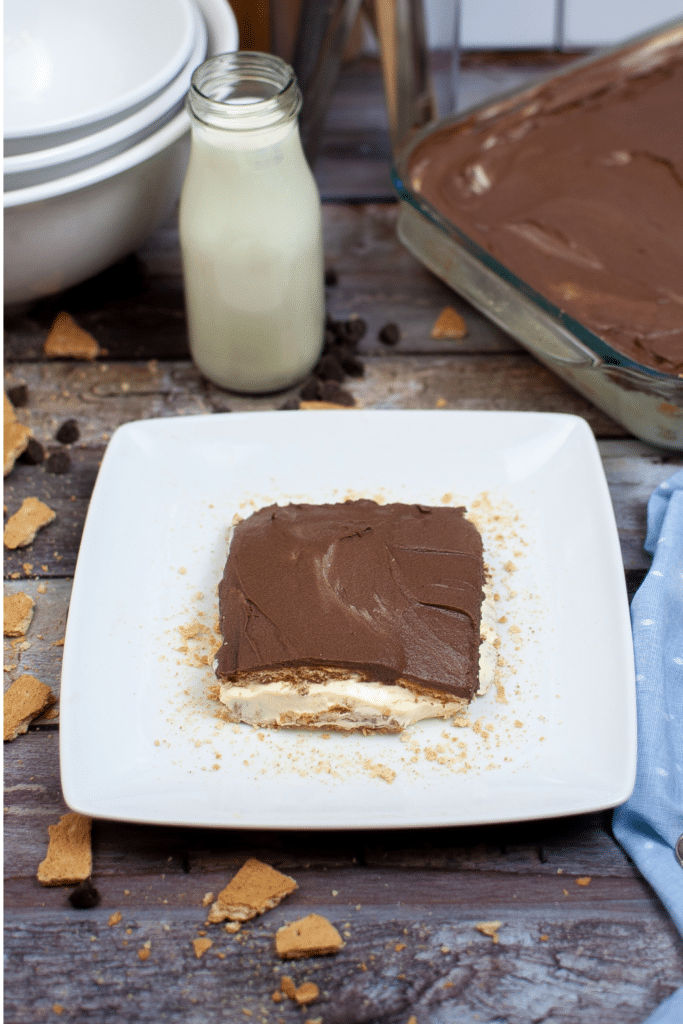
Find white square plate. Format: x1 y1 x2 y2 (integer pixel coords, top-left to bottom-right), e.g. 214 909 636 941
60 410 636 828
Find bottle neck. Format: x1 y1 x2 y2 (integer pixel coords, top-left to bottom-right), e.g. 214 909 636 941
187 52 302 134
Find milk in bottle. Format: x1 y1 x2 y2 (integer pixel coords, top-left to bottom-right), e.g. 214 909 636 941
179 53 324 393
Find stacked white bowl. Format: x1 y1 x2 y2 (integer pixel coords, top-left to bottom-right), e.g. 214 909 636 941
4 0 238 305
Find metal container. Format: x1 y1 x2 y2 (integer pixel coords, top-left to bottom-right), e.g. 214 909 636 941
391 21 683 451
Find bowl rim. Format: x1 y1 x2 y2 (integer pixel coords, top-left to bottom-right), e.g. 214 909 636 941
4 106 190 208
3 6 206 183
3 0 197 141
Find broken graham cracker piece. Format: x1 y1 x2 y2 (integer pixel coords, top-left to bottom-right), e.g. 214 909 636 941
279 977 319 1005
4 591 35 636
44 311 100 360
476 920 503 943
4 392 32 475
299 401 353 411
4 497 56 549
275 914 344 959
4 674 55 741
430 306 468 339
37 812 92 886
206 858 297 924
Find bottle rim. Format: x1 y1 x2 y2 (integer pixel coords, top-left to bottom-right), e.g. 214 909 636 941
187 52 302 130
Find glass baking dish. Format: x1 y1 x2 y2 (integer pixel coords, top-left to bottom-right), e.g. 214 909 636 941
391 21 683 452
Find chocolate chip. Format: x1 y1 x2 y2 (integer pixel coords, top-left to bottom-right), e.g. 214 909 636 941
318 381 355 406
45 449 71 474
19 437 45 465
55 418 80 444
344 318 367 343
378 322 400 346
314 353 345 382
338 351 365 377
68 878 100 909
300 378 322 401
7 384 28 408
324 268 338 287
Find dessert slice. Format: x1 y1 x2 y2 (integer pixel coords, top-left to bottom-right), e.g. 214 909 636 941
215 500 497 732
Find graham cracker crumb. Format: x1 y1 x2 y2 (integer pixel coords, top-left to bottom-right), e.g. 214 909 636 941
280 976 297 999
293 982 319 1006
108 911 122 926
299 401 353 410
362 760 396 783
225 921 242 934
576 876 592 887
4 498 56 549
4 591 35 636
202 892 214 906
4 393 32 475
37 812 92 886
275 914 344 959
207 858 297 924
278 976 319 1005
138 941 151 961
476 920 502 943
192 937 213 958
4 673 55 741
430 306 468 339
44 311 100 360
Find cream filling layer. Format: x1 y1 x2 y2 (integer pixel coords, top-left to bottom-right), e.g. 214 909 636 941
217 594 499 731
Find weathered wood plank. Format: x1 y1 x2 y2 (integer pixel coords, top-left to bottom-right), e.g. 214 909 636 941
3 353 629 440
4 450 101 579
0 733 641 885
2 204 521 362
4 903 682 1023
3 579 70 698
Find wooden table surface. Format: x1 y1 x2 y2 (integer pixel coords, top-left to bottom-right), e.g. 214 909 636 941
4 55 683 1024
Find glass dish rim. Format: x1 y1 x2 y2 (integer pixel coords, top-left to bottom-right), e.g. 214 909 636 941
391 17 683 388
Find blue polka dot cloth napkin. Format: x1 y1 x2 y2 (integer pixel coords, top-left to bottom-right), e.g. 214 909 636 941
612 468 683 1024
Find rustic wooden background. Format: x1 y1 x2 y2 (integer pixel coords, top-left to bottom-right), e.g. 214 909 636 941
4 54 683 1023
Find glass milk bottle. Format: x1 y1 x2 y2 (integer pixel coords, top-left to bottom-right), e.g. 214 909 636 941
179 53 324 393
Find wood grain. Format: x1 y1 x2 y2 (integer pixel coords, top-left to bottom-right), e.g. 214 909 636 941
4 904 682 1023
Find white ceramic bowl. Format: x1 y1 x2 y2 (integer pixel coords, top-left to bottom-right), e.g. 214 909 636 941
4 111 191 305
3 1 239 306
193 0 240 58
3 6 207 192
4 0 196 151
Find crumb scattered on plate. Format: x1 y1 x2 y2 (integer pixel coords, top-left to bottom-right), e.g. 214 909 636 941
4 497 56 549
44 311 100 360
3 673 55 741
206 858 298 924
4 591 35 636
37 812 92 886
275 914 344 959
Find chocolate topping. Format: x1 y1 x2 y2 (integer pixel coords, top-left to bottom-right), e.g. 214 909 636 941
216 500 484 701
408 29 683 375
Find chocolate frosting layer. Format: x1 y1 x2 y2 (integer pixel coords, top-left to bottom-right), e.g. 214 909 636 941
216 500 485 700
408 29 683 375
